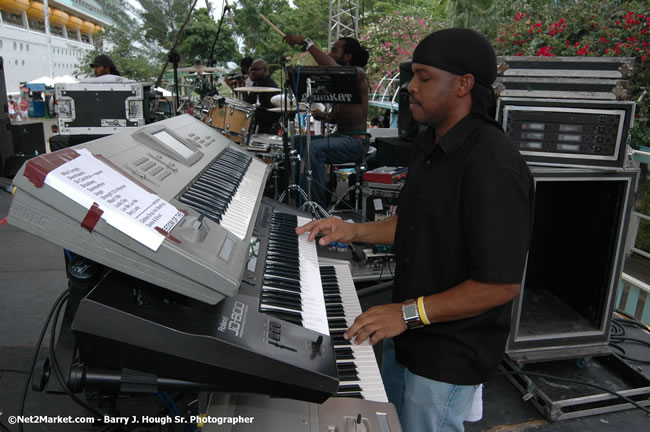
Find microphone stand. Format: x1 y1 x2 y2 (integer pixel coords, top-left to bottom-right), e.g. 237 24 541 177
206 3 229 68
299 78 329 218
280 63 293 204
154 0 199 116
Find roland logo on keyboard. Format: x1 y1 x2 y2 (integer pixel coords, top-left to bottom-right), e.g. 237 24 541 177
218 300 248 338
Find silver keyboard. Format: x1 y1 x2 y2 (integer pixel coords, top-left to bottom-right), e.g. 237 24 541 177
8 115 269 304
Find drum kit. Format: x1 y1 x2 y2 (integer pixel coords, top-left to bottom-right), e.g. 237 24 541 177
196 85 307 202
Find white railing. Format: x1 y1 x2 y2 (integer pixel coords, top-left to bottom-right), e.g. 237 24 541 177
620 152 650 324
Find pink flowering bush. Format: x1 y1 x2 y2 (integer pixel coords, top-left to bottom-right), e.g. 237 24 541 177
360 11 439 94
492 2 648 60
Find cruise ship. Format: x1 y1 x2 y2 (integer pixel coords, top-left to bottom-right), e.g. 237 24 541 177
0 0 112 92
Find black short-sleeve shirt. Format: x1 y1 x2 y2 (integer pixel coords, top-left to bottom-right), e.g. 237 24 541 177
243 75 281 134
392 113 533 385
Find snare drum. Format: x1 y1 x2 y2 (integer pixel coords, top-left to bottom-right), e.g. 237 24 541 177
203 97 255 143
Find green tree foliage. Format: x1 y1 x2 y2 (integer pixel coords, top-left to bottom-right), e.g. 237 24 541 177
138 0 190 50
231 0 290 62
436 0 495 29
178 8 238 67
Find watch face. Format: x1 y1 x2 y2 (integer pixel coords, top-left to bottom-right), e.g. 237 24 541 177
403 303 418 319
403 302 423 328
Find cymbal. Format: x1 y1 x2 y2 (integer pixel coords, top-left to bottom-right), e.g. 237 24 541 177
234 86 281 93
177 65 226 73
268 107 297 112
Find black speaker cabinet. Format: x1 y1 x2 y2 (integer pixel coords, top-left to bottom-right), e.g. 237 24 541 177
11 122 46 156
0 57 7 120
506 167 638 363
0 118 12 177
373 137 414 168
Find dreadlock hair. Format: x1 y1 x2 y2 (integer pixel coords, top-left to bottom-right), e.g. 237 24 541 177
340 37 369 68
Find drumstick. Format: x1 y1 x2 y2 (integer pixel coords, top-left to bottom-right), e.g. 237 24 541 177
258 13 286 37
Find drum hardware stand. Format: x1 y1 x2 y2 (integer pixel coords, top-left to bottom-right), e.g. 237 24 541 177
277 73 305 207
278 78 329 218
328 164 365 214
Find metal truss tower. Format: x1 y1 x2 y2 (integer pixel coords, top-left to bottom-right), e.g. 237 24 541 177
328 0 360 50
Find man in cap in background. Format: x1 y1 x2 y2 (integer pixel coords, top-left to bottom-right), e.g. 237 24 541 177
295 28 533 431
81 54 132 83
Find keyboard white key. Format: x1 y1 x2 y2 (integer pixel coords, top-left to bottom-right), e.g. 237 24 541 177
322 263 389 403
259 212 329 336
220 158 267 239
296 216 329 335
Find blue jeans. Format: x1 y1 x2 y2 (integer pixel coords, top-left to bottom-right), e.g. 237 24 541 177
381 338 478 432
295 134 365 208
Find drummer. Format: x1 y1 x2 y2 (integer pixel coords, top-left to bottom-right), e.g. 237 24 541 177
242 59 281 134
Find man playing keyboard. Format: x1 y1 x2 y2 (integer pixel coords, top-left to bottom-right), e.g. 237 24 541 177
297 28 534 432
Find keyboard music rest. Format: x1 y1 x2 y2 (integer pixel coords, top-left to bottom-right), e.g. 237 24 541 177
8 115 269 304
71 269 339 403
320 262 389 403
240 199 329 335
203 393 402 432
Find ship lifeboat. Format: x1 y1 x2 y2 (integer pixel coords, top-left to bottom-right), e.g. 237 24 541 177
65 15 82 31
80 20 94 34
0 0 30 14
49 8 69 27
26 1 49 20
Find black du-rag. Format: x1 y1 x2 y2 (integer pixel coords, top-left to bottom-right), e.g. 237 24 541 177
412 28 500 127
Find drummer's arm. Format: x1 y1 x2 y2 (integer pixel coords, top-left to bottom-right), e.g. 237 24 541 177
224 78 236 90
283 34 338 67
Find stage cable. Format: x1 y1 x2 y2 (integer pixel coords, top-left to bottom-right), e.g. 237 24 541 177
18 288 72 432
47 291 108 419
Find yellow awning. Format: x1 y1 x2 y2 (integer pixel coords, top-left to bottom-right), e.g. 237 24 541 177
80 20 94 34
0 0 30 14
92 24 102 34
65 15 82 31
50 8 69 27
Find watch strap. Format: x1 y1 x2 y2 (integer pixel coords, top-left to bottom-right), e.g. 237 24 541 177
302 38 314 52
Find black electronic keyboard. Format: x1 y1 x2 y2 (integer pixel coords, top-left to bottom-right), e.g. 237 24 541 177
71 269 339 403
241 199 388 403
